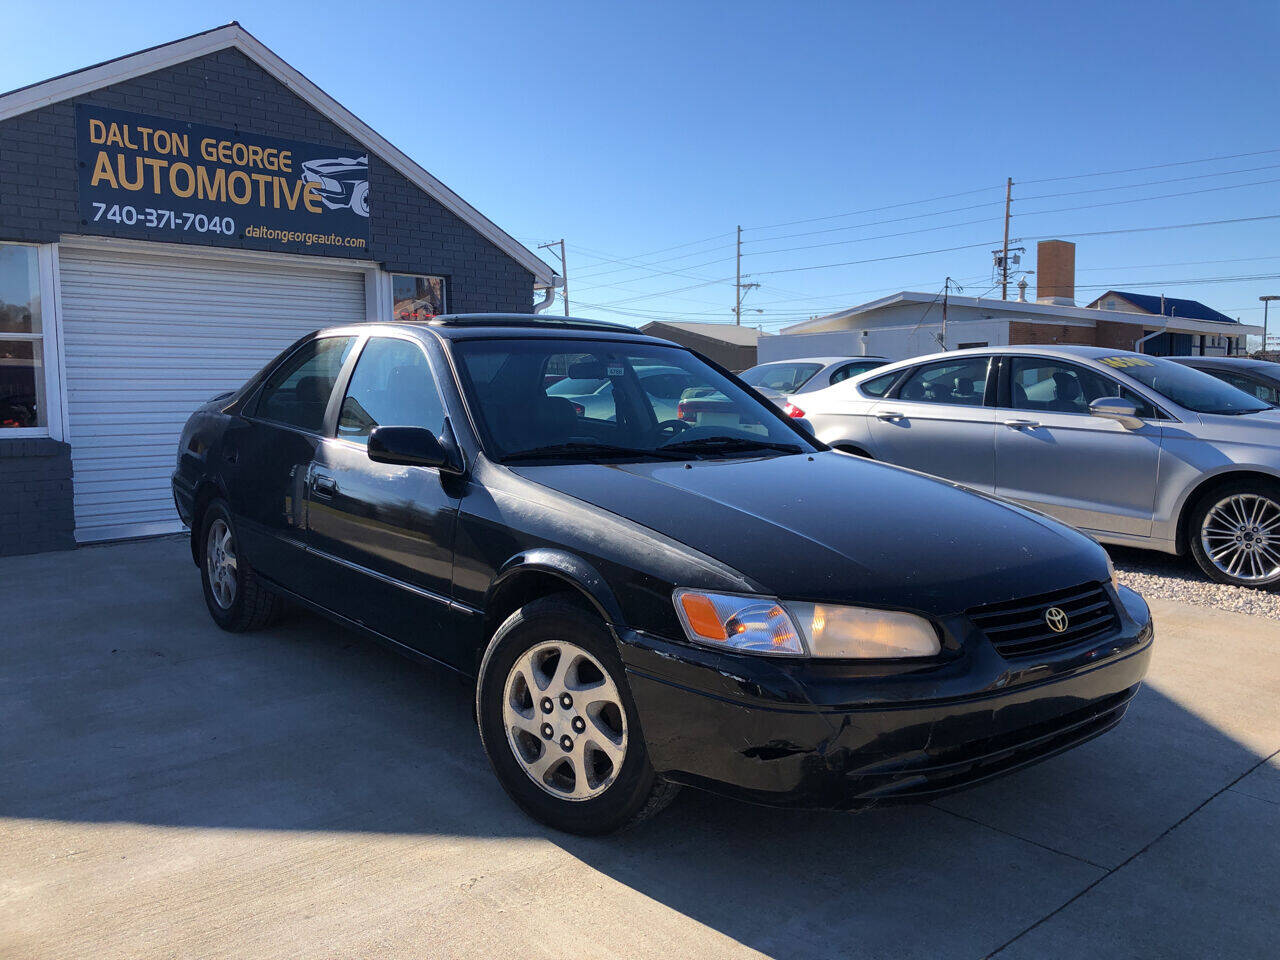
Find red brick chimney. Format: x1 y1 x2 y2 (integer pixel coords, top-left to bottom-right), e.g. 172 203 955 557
1036 240 1076 305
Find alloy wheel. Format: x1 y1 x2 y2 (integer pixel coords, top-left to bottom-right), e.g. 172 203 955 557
502 640 628 801
1200 492 1280 584
205 518 238 609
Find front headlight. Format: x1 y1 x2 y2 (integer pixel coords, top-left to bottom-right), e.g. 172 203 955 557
673 590 940 658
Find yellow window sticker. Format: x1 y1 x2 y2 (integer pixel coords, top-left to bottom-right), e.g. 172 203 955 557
1099 356 1155 369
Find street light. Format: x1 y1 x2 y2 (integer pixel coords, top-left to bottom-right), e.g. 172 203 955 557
1262 296 1280 355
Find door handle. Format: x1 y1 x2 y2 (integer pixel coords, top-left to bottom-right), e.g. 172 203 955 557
1003 418 1040 429
311 473 339 497
876 410 905 422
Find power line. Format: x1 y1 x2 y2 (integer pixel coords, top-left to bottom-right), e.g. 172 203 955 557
1018 162 1280 202
748 213 1280 279
746 184 1005 233
1019 147 1280 185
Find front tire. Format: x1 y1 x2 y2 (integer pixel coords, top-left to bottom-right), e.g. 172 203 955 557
1188 479 1280 588
476 596 678 834
199 500 285 631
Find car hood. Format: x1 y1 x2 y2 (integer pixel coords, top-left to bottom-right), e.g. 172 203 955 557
510 451 1108 616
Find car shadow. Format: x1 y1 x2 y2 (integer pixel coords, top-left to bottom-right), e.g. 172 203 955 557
2 536 1277 959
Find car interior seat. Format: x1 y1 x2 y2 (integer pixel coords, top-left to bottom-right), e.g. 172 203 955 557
1051 372 1084 411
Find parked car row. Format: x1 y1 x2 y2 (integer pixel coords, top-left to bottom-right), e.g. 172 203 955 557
794 346 1280 588
174 315 1153 835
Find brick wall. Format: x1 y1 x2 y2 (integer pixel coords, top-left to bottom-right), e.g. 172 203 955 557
1008 321 1096 346
0 439 74 556
0 47 535 311
1095 320 1142 351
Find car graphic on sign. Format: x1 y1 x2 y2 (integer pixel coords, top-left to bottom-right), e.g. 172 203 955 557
300 154 370 217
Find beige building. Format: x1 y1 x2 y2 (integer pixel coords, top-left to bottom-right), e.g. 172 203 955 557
639 321 760 371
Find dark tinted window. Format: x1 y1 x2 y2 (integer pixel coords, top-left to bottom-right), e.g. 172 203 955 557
1010 358 1157 418
859 370 899 397
898 357 990 406
1210 370 1280 406
338 337 446 443
255 337 355 432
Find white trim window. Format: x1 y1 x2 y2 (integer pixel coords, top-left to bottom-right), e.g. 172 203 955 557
0 243 52 436
391 273 446 321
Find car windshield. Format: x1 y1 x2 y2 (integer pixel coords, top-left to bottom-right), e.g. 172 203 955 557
452 338 812 462
1102 355 1273 414
740 362 823 393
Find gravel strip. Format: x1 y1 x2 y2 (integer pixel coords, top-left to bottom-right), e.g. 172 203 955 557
1109 547 1280 620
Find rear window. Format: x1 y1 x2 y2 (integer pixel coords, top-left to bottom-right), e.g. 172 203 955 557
741 362 823 393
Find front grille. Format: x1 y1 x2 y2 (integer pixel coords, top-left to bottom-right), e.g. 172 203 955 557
968 581 1119 658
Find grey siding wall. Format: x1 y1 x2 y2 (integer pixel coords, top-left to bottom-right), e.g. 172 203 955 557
0 47 534 311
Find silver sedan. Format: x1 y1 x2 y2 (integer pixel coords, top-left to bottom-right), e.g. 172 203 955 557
795 345 1280 588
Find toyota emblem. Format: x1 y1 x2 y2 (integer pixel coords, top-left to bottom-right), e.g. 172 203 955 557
1044 607 1069 633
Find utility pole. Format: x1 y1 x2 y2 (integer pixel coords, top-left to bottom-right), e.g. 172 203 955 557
1001 177 1013 300
733 225 759 324
941 277 950 349
538 239 569 316
1262 295 1280 355
735 225 742 325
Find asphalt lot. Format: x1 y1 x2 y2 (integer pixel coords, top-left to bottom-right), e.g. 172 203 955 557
3 536 1278 960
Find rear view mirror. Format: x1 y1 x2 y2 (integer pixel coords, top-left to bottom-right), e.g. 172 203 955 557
1089 397 1142 429
368 426 462 473
567 360 608 380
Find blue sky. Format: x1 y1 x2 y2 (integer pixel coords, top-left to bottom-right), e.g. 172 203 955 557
5 1 1279 338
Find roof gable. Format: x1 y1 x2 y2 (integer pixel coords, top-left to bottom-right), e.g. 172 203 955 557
0 23 557 288
1093 291 1236 324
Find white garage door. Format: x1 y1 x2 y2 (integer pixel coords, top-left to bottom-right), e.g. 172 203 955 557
58 244 368 542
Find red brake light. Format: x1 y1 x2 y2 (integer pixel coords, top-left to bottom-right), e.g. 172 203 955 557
571 401 585 416
677 401 696 422
784 402 805 418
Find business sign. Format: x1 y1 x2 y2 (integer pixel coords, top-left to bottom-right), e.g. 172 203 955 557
76 105 370 254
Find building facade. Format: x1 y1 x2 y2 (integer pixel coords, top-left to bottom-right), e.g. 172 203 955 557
761 241 1256 365
0 24 557 555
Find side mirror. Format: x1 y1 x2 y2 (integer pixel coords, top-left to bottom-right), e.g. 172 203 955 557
793 417 817 437
1089 396 1142 430
368 426 463 473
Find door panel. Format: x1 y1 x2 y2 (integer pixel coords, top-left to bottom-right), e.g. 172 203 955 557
867 356 996 491
304 335 464 665
995 357 1162 537
994 414 1161 535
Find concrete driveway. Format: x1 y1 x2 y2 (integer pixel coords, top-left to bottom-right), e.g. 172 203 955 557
2 537 1277 960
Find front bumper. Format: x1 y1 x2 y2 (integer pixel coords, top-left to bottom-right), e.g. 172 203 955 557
619 585 1153 809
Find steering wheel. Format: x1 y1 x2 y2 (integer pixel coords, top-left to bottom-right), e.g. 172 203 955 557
652 419 689 441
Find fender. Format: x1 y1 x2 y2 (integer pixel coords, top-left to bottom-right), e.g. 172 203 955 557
487 548 626 628
1160 461 1280 547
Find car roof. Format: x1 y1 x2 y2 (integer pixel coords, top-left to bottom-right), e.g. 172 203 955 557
318 314 678 345
751 356 886 367
1168 356 1275 371
862 343 1169 373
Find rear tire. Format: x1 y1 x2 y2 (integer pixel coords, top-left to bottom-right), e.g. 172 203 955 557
1187 479 1280 588
476 596 678 835
199 500 285 631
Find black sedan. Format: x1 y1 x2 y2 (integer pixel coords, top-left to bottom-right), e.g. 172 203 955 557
173 314 1153 835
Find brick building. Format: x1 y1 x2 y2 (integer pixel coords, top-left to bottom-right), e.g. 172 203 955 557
0 24 558 555
759 241 1258 365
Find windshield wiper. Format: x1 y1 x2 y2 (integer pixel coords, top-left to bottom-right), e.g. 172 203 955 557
657 435 804 457
503 441 687 463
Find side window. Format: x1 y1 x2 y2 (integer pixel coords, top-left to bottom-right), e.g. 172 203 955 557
337 337 446 443
896 357 990 407
1010 358 1158 418
255 336 356 432
859 370 899 397
1217 371 1280 406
